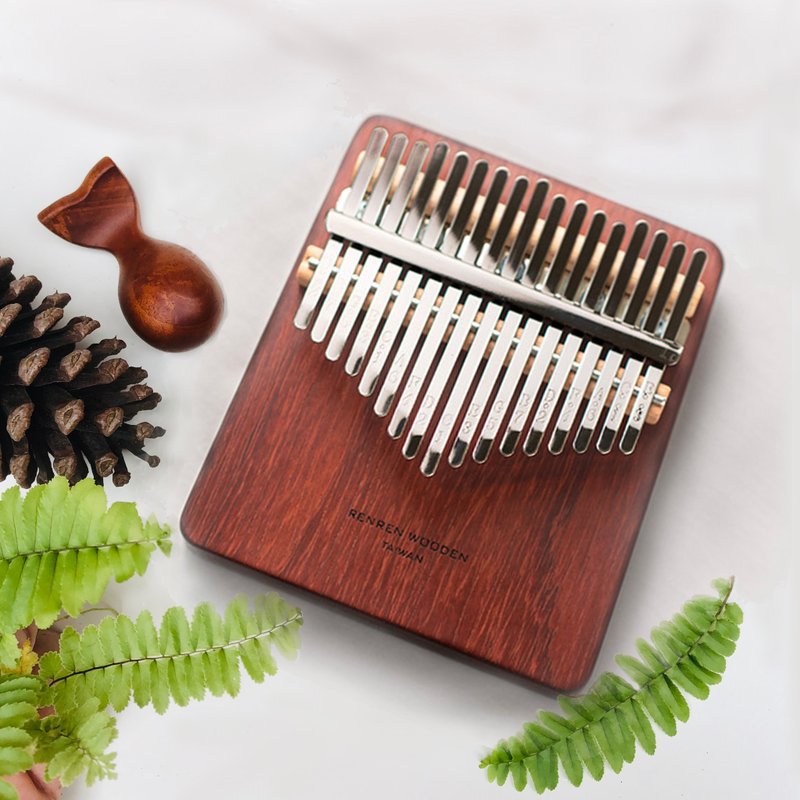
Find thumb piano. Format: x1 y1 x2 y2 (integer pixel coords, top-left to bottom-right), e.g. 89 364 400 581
182 117 722 690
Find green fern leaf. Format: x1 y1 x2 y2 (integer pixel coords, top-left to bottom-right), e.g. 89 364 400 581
0 637 19 673
40 594 302 716
33 699 117 787
480 578 741 793
0 674 44 800
0 478 170 633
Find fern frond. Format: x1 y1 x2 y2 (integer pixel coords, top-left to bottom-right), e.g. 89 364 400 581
0 477 171 633
0 674 43 800
480 578 741 793
39 594 303 715
33 699 117 787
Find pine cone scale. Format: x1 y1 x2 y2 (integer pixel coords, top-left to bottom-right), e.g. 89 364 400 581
0 256 163 487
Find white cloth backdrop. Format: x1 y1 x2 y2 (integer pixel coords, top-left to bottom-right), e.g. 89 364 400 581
0 1 797 798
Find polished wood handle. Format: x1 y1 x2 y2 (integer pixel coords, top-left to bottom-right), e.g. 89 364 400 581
39 157 224 352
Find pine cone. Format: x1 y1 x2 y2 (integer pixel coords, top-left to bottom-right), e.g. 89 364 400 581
0 256 164 488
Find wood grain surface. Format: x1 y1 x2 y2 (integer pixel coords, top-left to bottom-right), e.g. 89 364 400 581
181 115 722 691
39 157 224 352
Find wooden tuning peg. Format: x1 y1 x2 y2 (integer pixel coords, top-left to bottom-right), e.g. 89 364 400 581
38 157 224 352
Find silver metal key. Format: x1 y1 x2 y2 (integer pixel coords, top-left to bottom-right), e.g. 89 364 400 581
310 245 363 343
450 310 522 466
374 278 442 417
573 349 623 453
399 142 448 240
343 127 388 217
462 168 508 264
421 152 469 248
506 180 549 281
549 341 602 454
472 316 541 463
545 201 588 294
325 253 382 361
523 333 582 455
345 262 402 376
388 285 461 437
362 134 408 226
499 325 562 456
359 270 423 397
619 364 663 454
597 356 644 453
403 293 481 458
422 302 502 476
441 161 489 256
294 237 344 329
379 141 429 232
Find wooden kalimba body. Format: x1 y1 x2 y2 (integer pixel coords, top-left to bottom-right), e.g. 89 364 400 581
182 117 722 691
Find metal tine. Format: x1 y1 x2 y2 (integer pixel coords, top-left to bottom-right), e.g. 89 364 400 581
523 333 583 456
545 200 588 294
472 316 541 464
374 278 442 417
388 285 462 439
619 363 663 454
297 129 392 329
573 349 623 453
525 195 567 285
449 309 524 467
343 127 389 217
404 293 482 460
421 152 469 248
380 141 429 232
440 160 489 256
399 142 448 240
345 262 403 375
603 220 649 318
597 356 644 453
583 222 626 311
663 249 707 341
325 253 383 361
294 238 344 329
642 242 686 333
310 246 363 343
462 168 509 265
358 270 423 397
423 302 503 476
505 179 549 279
562 211 606 301
549 341 603 454
499 325 562 457
362 134 408 226
483 176 529 273
624 230 669 326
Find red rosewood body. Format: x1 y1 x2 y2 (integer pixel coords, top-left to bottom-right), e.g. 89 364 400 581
181 116 722 691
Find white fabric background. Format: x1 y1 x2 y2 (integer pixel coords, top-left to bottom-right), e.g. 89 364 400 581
0 1 797 798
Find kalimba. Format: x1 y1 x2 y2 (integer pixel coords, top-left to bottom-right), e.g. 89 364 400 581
182 117 722 690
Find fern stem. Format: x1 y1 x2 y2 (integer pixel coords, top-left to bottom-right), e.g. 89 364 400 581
3 537 164 559
483 580 734 769
54 606 121 625
48 611 303 687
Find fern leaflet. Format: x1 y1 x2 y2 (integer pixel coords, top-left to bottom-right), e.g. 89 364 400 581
0 674 42 800
34 700 117 787
39 594 303 715
480 578 742 792
0 637 18 672
0 477 171 633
